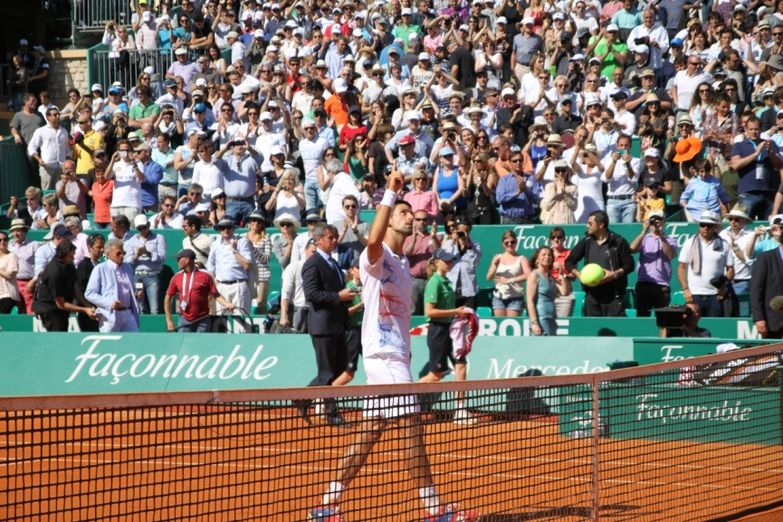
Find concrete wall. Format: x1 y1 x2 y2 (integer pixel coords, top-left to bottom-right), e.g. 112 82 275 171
47 49 88 108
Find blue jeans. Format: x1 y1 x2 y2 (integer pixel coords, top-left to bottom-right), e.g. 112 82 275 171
227 198 254 226
178 315 211 332
693 294 722 317
606 197 636 224
304 178 320 212
737 193 772 221
136 273 160 315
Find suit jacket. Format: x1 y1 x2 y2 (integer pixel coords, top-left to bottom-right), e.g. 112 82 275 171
750 249 783 334
85 260 140 332
301 251 349 336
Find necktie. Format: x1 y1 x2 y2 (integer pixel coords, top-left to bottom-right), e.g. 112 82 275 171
329 257 343 286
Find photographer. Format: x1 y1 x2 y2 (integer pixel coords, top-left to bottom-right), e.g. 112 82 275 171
677 210 734 318
55 159 88 218
630 210 677 316
441 219 482 308
729 116 782 220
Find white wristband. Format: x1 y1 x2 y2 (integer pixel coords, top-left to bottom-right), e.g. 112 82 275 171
380 189 397 208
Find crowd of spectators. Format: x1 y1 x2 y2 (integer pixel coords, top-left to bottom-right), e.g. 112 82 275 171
3 0 783 335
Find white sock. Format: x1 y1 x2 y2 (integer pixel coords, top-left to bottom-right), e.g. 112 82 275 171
323 481 345 506
420 486 440 515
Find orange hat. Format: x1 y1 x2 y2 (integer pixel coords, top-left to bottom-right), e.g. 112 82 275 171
673 137 702 163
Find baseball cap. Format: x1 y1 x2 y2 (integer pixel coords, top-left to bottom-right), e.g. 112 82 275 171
432 249 457 262
176 249 196 260
134 214 150 228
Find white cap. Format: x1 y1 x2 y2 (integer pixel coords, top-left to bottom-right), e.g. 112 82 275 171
91 83 103 92
353 28 363 37
634 44 650 54
522 16 535 25
533 115 548 126
459 24 470 32
254 29 264 38
553 12 565 20
733 4 746 11
404 109 421 121
285 20 298 28
501 87 516 97
175 47 188 55
143 66 154 75
418 52 431 61
301 117 316 128
644 148 660 157
195 78 207 87
333 78 348 94
227 31 239 39
134 214 149 228
496 16 508 24
401 7 412 14
260 111 273 120
606 23 619 32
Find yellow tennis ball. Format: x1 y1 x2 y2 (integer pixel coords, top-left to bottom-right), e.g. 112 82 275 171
580 263 605 286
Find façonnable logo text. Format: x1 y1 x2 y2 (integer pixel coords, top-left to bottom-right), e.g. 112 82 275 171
65 335 278 385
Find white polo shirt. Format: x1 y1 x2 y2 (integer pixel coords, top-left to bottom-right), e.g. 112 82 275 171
678 235 733 295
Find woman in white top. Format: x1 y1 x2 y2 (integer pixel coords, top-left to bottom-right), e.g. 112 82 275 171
486 230 531 317
570 142 605 223
265 169 305 223
0 230 20 314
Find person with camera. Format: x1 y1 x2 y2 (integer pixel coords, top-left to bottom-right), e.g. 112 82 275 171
215 139 260 227
625 8 669 70
106 139 145 222
440 219 482 309
164 249 236 333
677 210 735 318
54 159 88 219
630 210 677 316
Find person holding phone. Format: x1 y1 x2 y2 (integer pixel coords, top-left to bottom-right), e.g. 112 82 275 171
527 246 569 335
630 210 677 316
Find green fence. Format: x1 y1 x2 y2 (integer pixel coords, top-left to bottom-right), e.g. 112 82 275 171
0 315 766 341
0 332 769 397
0 137 35 228
15 222 707 309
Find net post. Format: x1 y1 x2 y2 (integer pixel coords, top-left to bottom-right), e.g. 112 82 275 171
591 375 600 522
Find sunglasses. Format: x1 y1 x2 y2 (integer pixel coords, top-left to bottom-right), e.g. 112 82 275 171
503 240 517 246
699 223 715 228
279 222 294 227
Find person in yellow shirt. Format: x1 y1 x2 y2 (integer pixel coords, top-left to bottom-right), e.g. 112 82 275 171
73 117 105 178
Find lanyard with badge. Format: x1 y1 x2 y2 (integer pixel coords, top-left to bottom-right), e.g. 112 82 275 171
180 270 195 312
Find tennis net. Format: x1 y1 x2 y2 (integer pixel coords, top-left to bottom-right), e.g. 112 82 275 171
1 342 783 521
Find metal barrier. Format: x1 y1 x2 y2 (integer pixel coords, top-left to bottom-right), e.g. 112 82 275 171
87 45 174 92
71 0 133 32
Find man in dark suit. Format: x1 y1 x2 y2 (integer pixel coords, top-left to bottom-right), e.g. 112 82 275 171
298 223 359 426
751 214 783 339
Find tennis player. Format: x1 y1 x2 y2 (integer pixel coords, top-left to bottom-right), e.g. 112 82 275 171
309 173 478 522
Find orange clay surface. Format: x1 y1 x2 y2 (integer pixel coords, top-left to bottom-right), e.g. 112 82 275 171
1 407 781 521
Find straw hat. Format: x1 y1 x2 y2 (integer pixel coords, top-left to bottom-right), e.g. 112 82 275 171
9 218 28 232
672 137 702 163
726 206 751 222
546 134 564 147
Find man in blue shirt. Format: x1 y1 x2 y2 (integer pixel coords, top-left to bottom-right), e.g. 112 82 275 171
207 217 253 314
495 150 540 224
134 143 164 212
124 214 167 314
215 139 261 226
730 116 782 220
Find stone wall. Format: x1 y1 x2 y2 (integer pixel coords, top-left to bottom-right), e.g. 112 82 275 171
47 49 88 108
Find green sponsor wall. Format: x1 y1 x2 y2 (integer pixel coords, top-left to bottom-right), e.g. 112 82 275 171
21 222 709 306
0 333 769 397
0 315 767 340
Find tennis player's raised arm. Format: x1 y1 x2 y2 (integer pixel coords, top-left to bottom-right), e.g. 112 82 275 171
366 172 404 265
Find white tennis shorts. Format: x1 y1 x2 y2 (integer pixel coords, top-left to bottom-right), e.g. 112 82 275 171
363 353 420 419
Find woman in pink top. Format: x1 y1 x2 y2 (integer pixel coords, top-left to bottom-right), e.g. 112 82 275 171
403 166 439 219
90 164 114 229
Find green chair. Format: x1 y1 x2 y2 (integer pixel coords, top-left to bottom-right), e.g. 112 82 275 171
670 291 685 306
573 291 585 317
476 306 493 318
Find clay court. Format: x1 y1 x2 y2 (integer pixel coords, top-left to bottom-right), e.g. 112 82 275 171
1 399 781 522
